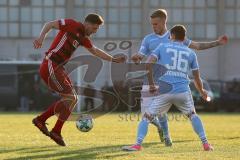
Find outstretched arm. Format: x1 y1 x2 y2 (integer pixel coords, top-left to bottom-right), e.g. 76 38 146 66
87 46 126 63
33 20 59 49
189 35 228 50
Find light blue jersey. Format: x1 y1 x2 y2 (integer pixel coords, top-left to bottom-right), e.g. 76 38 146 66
139 31 191 56
151 41 199 93
139 31 192 89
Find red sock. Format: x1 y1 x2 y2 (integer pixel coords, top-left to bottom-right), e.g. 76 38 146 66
38 100 62 122
52 119 65 134
52 101 72 134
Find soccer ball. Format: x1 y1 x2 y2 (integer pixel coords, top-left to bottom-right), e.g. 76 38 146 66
76 115 93 132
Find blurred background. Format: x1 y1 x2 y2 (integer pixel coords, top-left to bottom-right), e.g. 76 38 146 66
0 0 240 112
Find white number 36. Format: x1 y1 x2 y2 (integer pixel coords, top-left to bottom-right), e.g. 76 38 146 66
165 48 190 72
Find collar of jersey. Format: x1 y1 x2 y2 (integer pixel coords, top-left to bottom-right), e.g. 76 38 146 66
154 31 169 38
172 41 184 45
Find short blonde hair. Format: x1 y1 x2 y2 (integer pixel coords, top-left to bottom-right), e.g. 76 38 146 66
150 9 167 20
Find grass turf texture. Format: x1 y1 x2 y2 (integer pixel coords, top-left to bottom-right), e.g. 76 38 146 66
0 112 240 160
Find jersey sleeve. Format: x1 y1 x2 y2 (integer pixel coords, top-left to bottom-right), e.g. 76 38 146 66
183 37 192 47
58 19 79 32
138 37 149 56
190 51 199 70
81 37 93 48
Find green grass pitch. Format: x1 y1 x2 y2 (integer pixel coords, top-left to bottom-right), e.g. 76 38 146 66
0 112 240 160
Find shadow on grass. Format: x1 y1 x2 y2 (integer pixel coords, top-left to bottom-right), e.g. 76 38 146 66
168 136 240 144
4 136 240 160
223 136 240 140
3 140 199 160
4 144 132 160
1 139 203 160
0 146 56 154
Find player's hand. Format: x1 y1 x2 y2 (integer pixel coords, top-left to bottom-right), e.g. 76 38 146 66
200 89 208 101
149 85 158 94
33 37 43 49
218 35 228 45
112 53 127 63
131 54 141 64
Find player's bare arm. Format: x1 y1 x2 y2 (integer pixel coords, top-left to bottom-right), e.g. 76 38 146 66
87 46 126 63
146 55 158 93
192 70 208 100
33 20 59 49
189 35 228 50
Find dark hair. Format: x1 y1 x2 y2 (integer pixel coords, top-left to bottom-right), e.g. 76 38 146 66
170 25 186 41
150 9 167 20
84 13 104 25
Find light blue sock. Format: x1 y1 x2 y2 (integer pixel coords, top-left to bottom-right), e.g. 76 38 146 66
190 114 208 144
158 113 170 139
136 119 149 145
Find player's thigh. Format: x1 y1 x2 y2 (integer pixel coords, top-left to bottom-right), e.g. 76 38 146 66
39 59 50 85
143 94 172 117
140 85 153 114
172 91 195 115
54 68 78 110
48 60 76 97
141 95 154 114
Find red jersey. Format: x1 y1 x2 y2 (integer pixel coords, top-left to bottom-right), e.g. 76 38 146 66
46 19 93 64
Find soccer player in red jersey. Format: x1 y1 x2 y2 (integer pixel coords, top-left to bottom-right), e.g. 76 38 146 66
32 13 126 146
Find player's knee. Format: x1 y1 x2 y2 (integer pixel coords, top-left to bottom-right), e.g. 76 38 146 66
72 94 78 105
158 113 167 119
186 110 197 120
142 112 155 122
63 93 78 105
68 95 78 110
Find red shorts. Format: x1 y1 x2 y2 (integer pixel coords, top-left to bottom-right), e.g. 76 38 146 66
39 59 75 96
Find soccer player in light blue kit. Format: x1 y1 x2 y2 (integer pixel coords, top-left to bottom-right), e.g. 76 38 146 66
126 25 214 151
125 9 228 151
